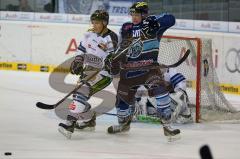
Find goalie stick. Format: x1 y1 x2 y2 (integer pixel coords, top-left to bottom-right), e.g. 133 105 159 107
163 49 190 68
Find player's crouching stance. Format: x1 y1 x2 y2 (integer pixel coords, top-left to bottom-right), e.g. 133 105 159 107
105 2 180 141
58 10 118 139
135 68 193 124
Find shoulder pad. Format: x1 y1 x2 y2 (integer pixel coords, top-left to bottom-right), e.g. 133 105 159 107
87 28 94 32
83 31 97 40
121 22 133 32
144 15 157 22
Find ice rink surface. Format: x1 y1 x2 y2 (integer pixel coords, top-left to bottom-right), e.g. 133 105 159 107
0 70 240 159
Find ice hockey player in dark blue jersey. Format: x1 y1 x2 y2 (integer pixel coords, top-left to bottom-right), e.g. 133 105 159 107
105 2 181 141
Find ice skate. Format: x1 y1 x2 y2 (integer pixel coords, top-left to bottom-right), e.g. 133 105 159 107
163 125 181 142
58 115 77 139
107 119 131 134
75 113 96 131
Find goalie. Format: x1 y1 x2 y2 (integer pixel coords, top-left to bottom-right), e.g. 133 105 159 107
58 10 118 139
134 68 193 124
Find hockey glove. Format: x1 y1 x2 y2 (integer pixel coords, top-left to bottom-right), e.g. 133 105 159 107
142 16 160 38
104 53 113 72
70 55 84 75
104 53 120 75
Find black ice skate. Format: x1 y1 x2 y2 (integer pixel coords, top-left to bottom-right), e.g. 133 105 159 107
75 113 96 131
107 119 131 134
163 125 181 142
58 115 77 139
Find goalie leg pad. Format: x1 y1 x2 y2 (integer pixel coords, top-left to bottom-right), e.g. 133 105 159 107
146 99 157 116
170 89 192 121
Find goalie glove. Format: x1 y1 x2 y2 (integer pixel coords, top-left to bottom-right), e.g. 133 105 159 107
70 55 84 75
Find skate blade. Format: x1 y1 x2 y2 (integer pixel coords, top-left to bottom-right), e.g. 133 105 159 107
75 127 95 132
58 127 72 139
167 134 181 142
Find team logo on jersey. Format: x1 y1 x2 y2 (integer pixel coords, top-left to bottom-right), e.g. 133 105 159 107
127 40 143 58
132 29 141 37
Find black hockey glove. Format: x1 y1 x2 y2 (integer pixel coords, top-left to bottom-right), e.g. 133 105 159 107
142 16 160 38
70 55 84 75
104 53 114 73
104 53 120 75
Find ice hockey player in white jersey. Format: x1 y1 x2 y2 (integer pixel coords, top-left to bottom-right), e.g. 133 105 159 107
58 10 118 139
135 68 193 124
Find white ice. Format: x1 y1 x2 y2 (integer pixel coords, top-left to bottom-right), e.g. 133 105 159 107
0 70 240 159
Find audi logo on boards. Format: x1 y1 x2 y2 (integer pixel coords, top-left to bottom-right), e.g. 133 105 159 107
225 48 240 73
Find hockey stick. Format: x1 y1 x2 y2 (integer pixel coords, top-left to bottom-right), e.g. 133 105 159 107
162 49 190 68
36 70 100 109
36 40 139 110
103 112 160 123
103 112 117 116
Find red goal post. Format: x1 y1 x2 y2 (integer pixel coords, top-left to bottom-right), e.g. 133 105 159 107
159 35 238 123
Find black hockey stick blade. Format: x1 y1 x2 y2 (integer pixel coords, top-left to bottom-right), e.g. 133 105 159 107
165 49 190 68
103 112 117 116
200 145 213 159
36 70 100 110
36 102 55 109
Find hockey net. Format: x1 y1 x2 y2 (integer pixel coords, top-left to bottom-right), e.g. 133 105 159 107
159 35 240 123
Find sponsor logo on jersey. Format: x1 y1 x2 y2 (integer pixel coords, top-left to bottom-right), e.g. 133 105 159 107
68 103 76 110
126 70 148 79
85 54 103 68
98 43 108 51
88 44 96 51
122 59 153 68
